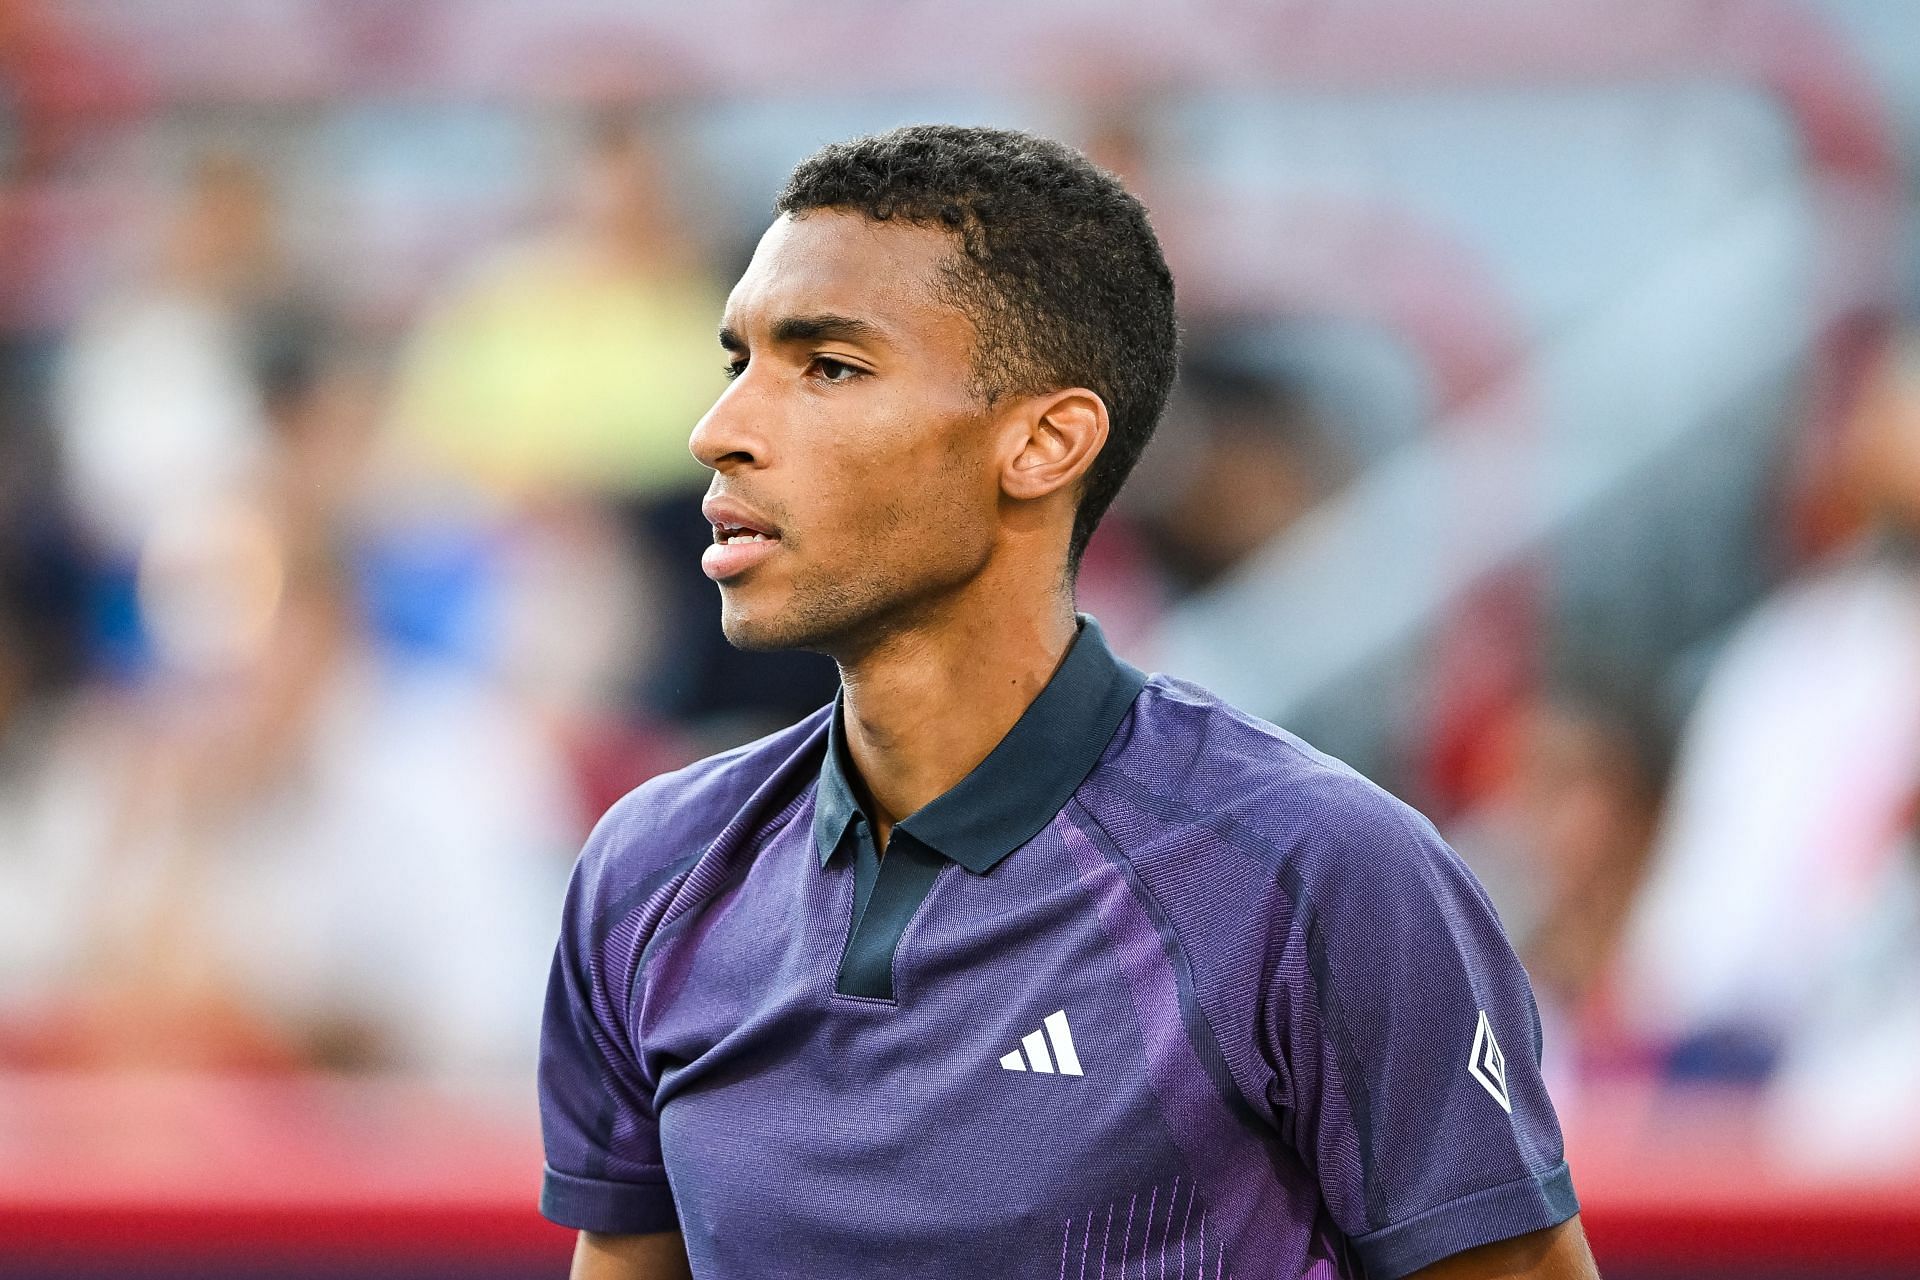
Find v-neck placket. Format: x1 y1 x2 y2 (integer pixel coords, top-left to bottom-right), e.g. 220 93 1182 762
811 615 1148 1003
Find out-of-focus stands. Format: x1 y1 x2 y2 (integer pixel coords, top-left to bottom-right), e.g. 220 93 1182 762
2 2 1920 1269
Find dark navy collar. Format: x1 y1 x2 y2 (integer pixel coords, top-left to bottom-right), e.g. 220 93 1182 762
813 614 1147 875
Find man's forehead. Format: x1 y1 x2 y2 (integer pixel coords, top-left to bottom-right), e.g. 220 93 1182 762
721 210 964 339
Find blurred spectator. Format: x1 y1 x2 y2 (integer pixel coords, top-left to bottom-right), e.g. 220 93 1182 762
1612 330 1920 1160
0 310 89 1029
55 154 301 562
1445 676 1669 1076
387 113 722 503
385 110 838 738
1131 352 1349 596
4 298 576 1081
0 344 85 723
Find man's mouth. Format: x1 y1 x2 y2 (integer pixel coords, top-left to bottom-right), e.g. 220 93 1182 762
712 523 778 546
701 510 783 582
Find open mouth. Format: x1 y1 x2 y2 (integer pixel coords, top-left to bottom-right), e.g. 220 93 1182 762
699 496 782 581
701 513 783 582
712 523 778 546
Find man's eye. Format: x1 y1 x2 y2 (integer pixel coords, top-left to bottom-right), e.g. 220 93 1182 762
811 357 862 384
722 358 748 381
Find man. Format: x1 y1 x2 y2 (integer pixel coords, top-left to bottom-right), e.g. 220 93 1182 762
539 125 1597 1280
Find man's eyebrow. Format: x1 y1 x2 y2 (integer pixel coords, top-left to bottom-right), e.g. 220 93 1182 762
718 313 890 353
770 313 886 345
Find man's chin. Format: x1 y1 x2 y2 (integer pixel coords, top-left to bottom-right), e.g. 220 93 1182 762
718 614 784 652
716 572 909 658
717 595 808 653
717 589 864 657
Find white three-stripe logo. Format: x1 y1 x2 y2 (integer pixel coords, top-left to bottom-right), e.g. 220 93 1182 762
999 1009 1083 1076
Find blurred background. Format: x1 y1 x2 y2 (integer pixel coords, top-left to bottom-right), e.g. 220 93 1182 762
2 0 1918 1276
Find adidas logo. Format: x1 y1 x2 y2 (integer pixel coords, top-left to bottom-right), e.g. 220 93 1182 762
999 1009 1083 1076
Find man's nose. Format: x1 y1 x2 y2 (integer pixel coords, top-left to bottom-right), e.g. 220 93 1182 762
689 379 765 473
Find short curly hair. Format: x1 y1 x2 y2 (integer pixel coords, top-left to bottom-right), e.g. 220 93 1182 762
776 124 1179 573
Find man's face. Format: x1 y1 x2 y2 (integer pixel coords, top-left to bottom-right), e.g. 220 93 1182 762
691 211 1005 655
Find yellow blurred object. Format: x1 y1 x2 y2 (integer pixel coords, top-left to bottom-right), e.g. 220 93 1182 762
391 240 724 499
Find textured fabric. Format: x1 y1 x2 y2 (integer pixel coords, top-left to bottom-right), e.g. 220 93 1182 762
538 625 1576 1277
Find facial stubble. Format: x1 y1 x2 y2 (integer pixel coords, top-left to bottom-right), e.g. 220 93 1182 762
719 421 994 662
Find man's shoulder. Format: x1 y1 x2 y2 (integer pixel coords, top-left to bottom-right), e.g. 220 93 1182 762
1085 674 1497 1130
1101 674 1456 901
576 704 834 899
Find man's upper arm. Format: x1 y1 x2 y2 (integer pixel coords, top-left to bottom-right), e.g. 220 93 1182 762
1407 1217 1601 1279
1263 776 1581 1278
571 1230 694 1280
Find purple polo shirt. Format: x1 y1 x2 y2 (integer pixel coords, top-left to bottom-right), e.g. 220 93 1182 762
538 616 1577 1278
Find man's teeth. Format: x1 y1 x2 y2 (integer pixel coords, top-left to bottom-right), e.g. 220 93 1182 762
722 532 770 544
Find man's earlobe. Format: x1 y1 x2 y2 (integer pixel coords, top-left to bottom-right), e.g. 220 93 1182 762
1003 389 1108 501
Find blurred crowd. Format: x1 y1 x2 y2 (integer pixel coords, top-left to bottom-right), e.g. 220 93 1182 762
0 108 873 1081
1 0 1919 1170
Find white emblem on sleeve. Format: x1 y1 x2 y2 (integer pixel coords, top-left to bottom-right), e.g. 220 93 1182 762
1468 1009 1513 1113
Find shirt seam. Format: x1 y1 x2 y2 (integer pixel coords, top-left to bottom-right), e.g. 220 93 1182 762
1081 762 1386 1225
1062 795 1278 1143
621 790 812 1051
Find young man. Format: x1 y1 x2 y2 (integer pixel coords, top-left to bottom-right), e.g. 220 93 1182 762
538 125 1597 1280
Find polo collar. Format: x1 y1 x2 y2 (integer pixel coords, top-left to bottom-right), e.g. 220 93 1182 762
812 614 1147 875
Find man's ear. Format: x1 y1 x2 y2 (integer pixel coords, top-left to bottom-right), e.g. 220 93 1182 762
1000 388 1109 502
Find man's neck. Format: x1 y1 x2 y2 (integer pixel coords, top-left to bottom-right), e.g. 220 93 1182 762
837 591 1078 850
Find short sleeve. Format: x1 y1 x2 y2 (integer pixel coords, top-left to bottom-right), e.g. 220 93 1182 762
536 815 681 1235
1265 793 1578 1279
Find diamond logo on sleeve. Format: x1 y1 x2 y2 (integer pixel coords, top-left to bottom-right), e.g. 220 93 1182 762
1468 1009 1512 1113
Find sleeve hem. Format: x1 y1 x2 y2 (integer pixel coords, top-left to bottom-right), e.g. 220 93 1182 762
1350 1160 1579 1280
539 1164 679 1235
